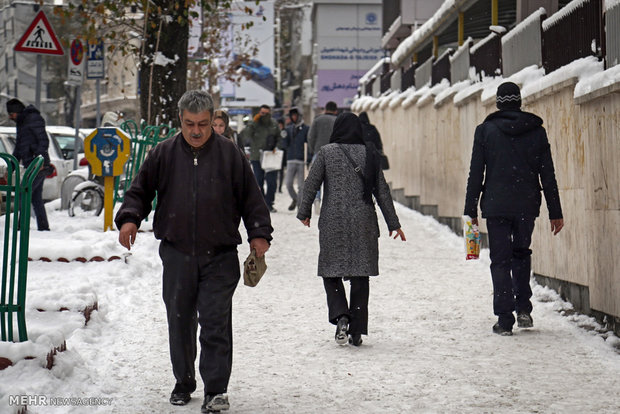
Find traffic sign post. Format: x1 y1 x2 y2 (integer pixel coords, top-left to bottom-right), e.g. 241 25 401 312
84 128 131 231
13 10 64 110
68 39 85 85
87 39 105 126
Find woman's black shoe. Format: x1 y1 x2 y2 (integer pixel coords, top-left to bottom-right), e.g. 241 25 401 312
348 334 363 346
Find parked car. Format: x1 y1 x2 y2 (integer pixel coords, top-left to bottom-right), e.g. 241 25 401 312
46 125 88 167
0 126 78 201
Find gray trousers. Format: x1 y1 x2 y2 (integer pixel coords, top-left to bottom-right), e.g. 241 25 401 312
286 160 305 204
159 241 240 395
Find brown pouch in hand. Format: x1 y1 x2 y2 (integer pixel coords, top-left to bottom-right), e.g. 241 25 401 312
243 249 267 287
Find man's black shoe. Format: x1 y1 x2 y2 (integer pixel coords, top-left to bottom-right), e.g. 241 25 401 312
335 316 349 345
349 334 363 346
517 312 533 328
288 200 297 210
201 393 230 413
170 392 191 406
492 323 513 336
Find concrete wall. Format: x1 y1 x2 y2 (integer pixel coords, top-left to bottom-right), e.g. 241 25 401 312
362 80 620 331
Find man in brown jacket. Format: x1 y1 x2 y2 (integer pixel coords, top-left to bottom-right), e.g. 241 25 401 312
115 90 272 413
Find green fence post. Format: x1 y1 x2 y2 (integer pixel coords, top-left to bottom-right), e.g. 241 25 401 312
0 154 43 342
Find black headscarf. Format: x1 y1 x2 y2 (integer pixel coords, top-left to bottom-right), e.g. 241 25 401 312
329 112 380 203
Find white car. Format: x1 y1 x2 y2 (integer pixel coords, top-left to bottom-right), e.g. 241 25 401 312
46 125 89 169
0 126 77 201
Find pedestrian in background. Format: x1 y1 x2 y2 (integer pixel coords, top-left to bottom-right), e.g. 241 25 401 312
359 111 389 170
307 101 338 213
297 112 406 346
116 90 273 412
464 81 564 336
212 109 238 144
243 104 281 212
277 118 287 194
6 98 51 231
281 108 308 211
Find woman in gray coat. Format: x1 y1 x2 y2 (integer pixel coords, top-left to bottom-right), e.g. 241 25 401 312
297 112 406 346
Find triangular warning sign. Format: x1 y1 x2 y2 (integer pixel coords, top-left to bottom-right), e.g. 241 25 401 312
14 10 64 55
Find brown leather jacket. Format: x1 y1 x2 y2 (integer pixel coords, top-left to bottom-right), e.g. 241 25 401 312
115 132 273 256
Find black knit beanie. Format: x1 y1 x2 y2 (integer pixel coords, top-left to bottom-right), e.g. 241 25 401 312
496 82 521 110
6 98 25 114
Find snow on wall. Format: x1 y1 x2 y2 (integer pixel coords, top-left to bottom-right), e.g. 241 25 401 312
573 58 619 98
502 8 546 46
391 0 458 68
543 0 590 30
607 0 620 11
359 57 390 85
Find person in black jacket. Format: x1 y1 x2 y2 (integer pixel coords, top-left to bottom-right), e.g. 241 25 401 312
464 82 564 336
115 90 273 413
6 99 50 231
281 108 309 211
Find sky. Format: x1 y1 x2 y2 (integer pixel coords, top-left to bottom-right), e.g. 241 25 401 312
1 191 620 414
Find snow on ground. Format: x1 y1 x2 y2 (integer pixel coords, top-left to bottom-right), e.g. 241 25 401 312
1 194 620 413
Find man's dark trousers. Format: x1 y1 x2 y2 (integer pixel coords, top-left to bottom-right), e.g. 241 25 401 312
159 241 240 395
486 216 536 329
251 160 277 209
323 277 369 335
31 169 49 230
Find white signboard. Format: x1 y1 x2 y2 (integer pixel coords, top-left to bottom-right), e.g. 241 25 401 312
68 38 85 85
220 1 275 108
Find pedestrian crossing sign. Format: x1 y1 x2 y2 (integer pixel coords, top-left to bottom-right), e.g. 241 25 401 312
14 10 64 55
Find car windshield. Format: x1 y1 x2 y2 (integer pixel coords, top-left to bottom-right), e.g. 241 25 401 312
53 135 84 160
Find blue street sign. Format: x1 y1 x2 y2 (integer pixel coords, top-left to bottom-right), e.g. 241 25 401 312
87 39 104 79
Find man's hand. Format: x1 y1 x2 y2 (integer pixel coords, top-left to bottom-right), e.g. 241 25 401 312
119 222 138 250
250 238 270 257
471 217 479 226
550 219 564 235
389 228 407 241
300 218 310 227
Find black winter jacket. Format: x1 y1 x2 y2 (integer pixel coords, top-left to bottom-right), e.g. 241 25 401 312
13 105 50 167
282 122 309 161
115 132 273 256
464 110 563 220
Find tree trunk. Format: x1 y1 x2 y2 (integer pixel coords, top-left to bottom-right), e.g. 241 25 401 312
139 3 189 128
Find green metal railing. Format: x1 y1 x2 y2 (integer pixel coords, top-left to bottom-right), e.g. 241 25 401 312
114 121 176 205
0 154 44 342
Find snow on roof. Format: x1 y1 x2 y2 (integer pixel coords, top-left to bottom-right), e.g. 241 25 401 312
501 7 546 46
391 0 461 68
542 0 588 30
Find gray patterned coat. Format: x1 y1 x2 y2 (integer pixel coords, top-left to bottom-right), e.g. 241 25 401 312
297 143 401 277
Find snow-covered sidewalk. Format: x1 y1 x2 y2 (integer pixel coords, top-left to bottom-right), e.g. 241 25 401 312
1 194 620 413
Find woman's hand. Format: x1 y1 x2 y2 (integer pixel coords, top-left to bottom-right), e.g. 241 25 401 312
300 218 311 227
389 228 406 241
